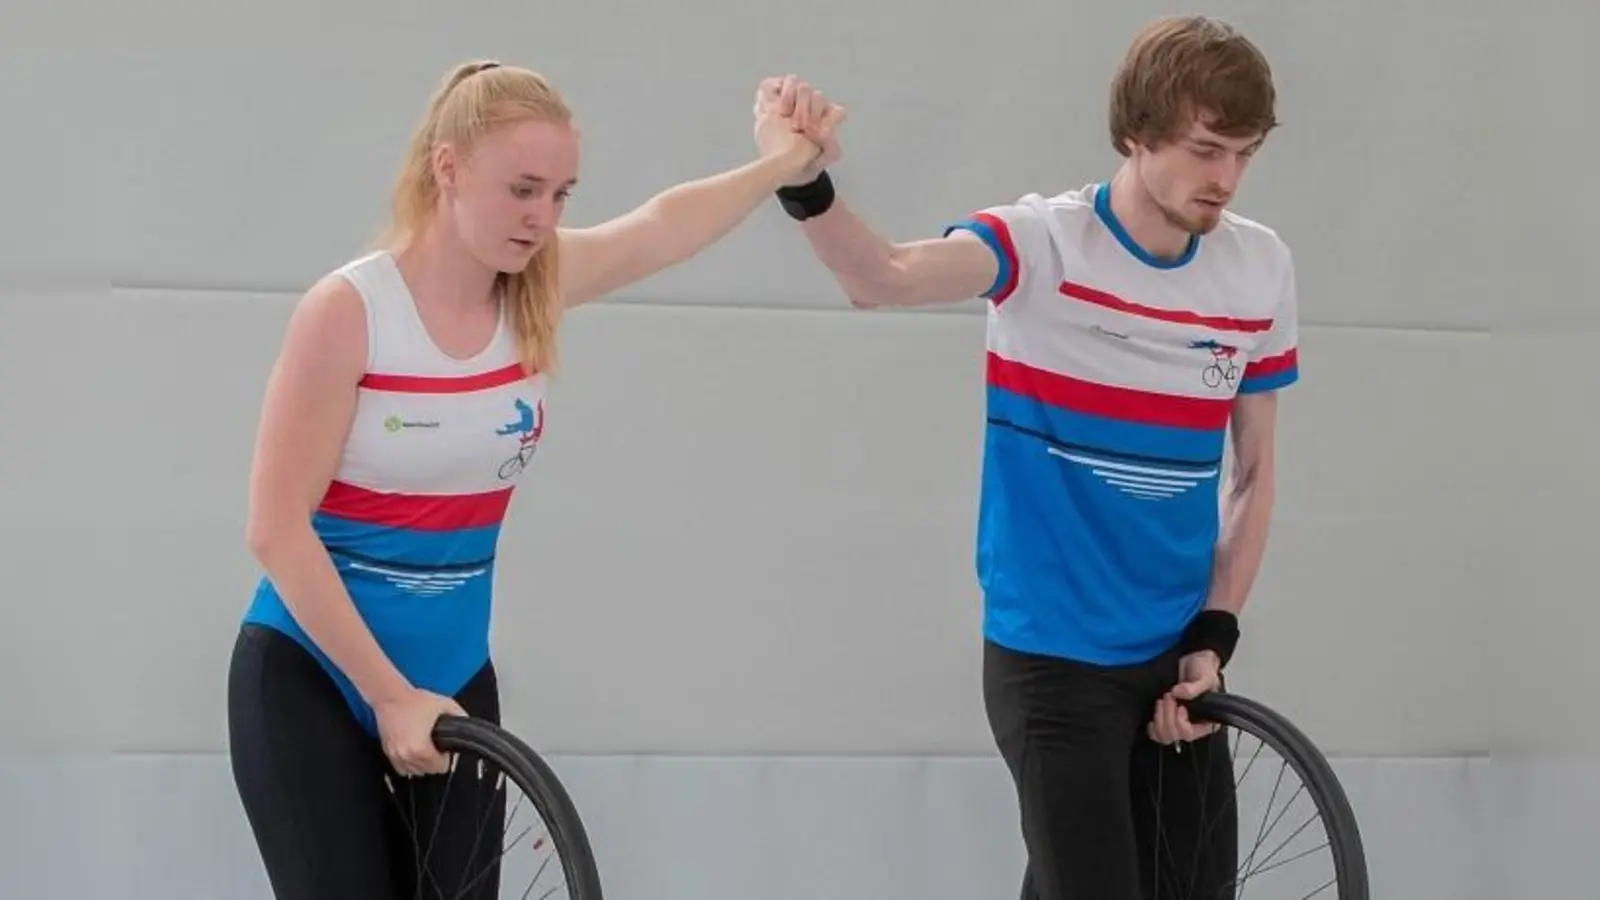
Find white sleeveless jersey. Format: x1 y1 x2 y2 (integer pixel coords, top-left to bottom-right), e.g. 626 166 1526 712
244 250 549 733
945 182 1300 667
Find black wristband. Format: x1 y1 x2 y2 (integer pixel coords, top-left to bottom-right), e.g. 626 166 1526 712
1178 609 1240 668
776 170 835 221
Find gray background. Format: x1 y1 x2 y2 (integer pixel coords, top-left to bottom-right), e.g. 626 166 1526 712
0 0 1588 897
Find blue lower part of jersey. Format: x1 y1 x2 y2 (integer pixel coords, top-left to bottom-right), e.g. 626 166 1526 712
311 511 501 569
241 518 497 736
977 387 1224 665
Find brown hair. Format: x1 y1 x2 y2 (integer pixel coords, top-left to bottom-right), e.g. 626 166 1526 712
1108 16 1278 156
381 60 572 376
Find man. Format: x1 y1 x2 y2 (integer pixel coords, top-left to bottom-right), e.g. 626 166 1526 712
759 15 1298 900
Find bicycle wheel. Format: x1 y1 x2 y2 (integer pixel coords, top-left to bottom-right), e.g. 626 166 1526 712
380 714 604 900
1138 690 1370 899
497 454 528 480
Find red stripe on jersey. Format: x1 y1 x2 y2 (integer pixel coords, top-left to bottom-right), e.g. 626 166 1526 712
987 353 1231 431
1244 347 1298 376
360 362 528 394
970 212 1020 304
318 481 513 531
1058 280 1274 334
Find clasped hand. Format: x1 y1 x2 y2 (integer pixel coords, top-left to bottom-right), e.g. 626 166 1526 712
1147 650 1223 749
752 74 846 185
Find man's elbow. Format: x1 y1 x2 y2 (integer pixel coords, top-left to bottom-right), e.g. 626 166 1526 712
1230 468 1277 524
831 265 908 308
843 281 910 309
842 248 940 308
1247 475 1276 513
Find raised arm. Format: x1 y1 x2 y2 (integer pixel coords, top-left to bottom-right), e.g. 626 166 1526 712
555 85 835 308
753 76 1005 309
794 197 1001 308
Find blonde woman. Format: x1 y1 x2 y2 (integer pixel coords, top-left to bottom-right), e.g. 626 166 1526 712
227 60 843 898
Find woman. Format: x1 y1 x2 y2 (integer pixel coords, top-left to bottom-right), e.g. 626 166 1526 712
227 60 841 898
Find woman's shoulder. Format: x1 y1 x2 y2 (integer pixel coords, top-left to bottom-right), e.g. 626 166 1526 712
276 266 372 378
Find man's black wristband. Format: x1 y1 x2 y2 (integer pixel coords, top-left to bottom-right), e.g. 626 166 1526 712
776 170 835 221
1178 609 1240 668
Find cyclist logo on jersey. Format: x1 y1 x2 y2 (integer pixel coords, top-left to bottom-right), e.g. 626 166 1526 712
1189 339 1242 389
495 397 545 481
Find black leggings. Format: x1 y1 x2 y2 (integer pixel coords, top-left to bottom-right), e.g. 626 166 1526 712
983 639 1237 900
227 623 505 900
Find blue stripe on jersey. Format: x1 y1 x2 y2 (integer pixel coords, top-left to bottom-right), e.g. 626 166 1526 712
1238 365 1299 394
975 417 1220 665
944 218 1014 300
241 532 497 736
986 384 1226 467
1093 181 1199 270
312 512 502 568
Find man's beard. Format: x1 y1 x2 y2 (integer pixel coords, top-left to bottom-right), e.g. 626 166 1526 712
1159 198 1223 235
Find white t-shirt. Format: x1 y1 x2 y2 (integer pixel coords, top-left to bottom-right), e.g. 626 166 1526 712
944 181 1299 665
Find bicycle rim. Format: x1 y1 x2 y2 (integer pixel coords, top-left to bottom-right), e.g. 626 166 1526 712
1172 691 1370 900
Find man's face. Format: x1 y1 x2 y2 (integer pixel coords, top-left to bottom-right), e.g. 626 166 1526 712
1132 115 1265 234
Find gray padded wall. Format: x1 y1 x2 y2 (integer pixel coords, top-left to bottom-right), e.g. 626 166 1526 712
0 0 1590 897
0 291 1489 756
15 0 1503 329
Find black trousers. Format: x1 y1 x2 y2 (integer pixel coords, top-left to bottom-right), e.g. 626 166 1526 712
227 622 505 900
983 639 1238 900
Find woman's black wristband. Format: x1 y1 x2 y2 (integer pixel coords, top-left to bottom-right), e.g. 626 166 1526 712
776 170 835 221
1179 609 1240 668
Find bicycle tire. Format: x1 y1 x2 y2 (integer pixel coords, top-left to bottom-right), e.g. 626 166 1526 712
432 715 605 900
1182 691 1370 900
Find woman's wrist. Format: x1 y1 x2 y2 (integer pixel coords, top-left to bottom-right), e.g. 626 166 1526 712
762 137 820 182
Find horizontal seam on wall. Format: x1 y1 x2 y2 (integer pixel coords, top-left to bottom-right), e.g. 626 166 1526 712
11 748 1495 760
98 282 1492 334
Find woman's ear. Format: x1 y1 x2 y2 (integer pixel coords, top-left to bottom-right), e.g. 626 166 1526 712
431 143 459 193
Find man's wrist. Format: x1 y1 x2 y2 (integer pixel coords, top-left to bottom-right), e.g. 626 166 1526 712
1179 609 1240 668
776 169 835 221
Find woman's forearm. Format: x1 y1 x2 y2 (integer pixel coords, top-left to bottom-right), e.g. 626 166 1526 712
640 142 817 265
250 522 412 708
557 141 819 305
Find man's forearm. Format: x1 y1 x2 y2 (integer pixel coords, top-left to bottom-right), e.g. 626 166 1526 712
799 198 895 279
795 196 911 304
786 168 998 308
1205 470 1276 615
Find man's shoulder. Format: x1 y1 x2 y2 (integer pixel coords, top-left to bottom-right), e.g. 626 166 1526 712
1014 183 1101 222
970 183 1099 223
1216 208 1292 263
1036 182 1101 210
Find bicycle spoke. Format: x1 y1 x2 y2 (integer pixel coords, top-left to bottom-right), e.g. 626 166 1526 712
1143 710 1350 899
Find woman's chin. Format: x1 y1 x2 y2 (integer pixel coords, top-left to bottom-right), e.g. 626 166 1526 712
492 237 542 272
